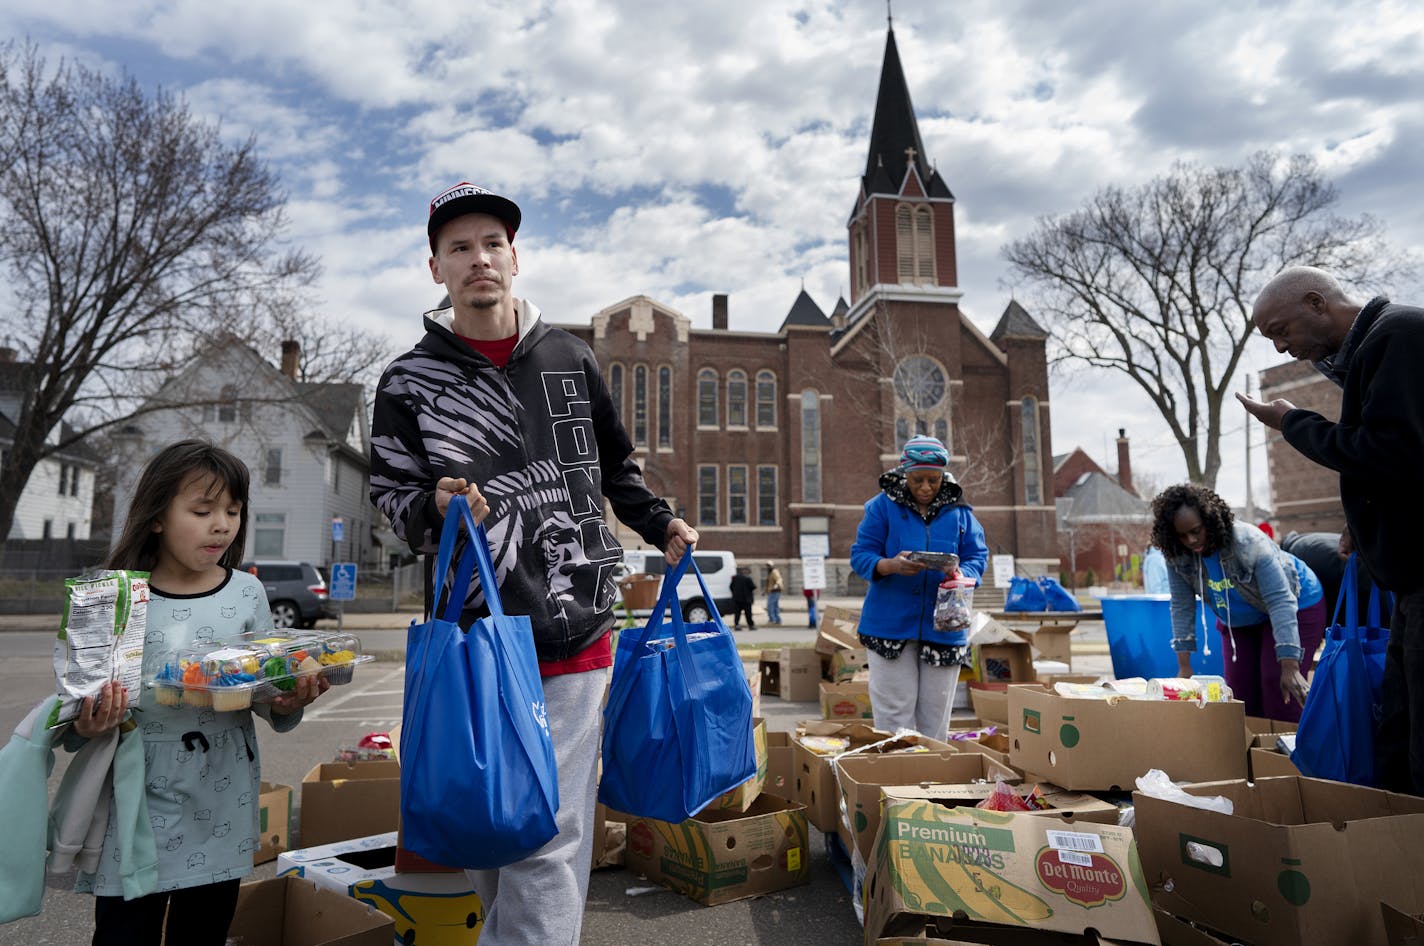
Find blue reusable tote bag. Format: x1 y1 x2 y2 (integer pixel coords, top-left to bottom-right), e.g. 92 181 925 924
1004 575 1047 612
400 495 559 869
1292 555 1391 785
599 549 757 823
1036 575 1082 612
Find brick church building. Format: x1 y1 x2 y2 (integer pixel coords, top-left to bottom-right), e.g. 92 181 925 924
560 25 1058 581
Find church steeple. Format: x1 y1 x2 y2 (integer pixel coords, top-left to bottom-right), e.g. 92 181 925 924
862 26 953 200
847 22 958 308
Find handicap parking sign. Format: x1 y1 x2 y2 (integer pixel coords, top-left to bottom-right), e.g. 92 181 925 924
330 562 358 601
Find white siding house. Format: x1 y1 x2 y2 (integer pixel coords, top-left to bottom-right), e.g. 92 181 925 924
0 350 100 540
111 338 378 569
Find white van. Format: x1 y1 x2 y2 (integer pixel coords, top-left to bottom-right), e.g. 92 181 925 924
619 548 738 623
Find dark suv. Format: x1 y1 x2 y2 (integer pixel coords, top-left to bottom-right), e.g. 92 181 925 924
239 561 334 629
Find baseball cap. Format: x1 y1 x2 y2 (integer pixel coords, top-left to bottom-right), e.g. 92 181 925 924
427 182 521 249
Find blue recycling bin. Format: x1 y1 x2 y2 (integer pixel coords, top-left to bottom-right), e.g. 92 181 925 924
1098 594 1224 679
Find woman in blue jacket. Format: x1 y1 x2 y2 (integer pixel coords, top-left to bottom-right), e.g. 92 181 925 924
850 436 989 740
1151 483 1325 721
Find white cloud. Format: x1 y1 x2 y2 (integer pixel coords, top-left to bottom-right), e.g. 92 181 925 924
2 0 1420 510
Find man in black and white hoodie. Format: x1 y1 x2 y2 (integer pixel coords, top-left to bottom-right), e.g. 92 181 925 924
370 182 698 944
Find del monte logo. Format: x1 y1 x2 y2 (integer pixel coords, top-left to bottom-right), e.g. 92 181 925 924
1034 848 1126 909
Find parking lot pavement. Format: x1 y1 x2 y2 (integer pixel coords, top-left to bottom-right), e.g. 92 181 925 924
0 621 1114 946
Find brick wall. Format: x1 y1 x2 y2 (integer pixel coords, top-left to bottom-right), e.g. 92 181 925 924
1260 360 1345 535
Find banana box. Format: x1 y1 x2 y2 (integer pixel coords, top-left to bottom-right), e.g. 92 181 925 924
835 750 1018 862
820 679 873 720
623 793 810 905
792 721 954 832
824 646 869 683
864 802 1160 945
709 717 769 812
277 832 484 946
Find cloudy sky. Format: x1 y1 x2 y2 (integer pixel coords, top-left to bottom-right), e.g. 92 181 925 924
7 0 1422 510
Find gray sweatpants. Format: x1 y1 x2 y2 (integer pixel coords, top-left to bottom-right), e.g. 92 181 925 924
866 644 962 741
465 665 609 946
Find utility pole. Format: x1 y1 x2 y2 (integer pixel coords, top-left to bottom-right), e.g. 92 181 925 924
1244 374 1256 524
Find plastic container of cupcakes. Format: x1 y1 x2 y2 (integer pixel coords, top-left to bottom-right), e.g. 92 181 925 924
312 632 367 685
148 631 370 710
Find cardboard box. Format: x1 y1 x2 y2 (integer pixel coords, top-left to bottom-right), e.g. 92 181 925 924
875 920 1149 945
1243 716 1299 741
226 875 395 946
791 721 952 833
257 781 295 865
759 649 781 697
278 832 485 946
826 645 869 683
591 802 626 870
884 781 1121 827
779 647 822 702
969 683 1010 724
766 730 794 796
968 683 1045 726
1023 622 1077 666
1382 903 1424 946
1249 748 1301 779
299 761 401 849
747 665 761 719
623 793 810 905
821 679 874 720
864 801 1160 945
835 750 1017 861
1155 910 1246 945
816 605 861 656
710 717 769 811
1134 776 1424 946
1009 687 1247 791
975 639 1036 684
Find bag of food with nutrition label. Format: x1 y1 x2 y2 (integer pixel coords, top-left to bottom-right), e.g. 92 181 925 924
47 571 150 728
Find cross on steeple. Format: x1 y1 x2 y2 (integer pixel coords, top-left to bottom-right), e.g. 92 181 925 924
904 145 917 164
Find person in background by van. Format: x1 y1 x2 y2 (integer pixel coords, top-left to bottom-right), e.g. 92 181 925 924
804 586 819 629
764 561 783 625
729 566 756 630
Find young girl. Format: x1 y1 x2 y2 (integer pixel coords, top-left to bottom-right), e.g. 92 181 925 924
69 440 327 946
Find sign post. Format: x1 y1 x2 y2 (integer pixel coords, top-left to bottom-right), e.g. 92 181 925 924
330 517 344 570
329 562 357 632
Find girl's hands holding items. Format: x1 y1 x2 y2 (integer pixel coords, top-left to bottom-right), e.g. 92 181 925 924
271 672 330 715
72 681 129 737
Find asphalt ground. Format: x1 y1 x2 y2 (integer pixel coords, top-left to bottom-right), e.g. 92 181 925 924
0 610 1112 946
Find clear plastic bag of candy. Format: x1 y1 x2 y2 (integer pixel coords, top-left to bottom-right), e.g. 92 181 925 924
933 576 976 631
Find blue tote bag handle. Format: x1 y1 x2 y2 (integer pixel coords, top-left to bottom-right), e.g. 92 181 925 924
404 496 515 780
607 548 718 718
1333 554 1393 636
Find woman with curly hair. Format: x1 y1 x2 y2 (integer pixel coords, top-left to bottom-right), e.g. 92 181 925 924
1151 483 1327 721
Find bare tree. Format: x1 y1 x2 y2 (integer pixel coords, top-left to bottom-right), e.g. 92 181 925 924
836 299 949 454
248 300 395 390
1003 152 1412 489
951 414 1023 503
836 299 1024 504
0 42 319 539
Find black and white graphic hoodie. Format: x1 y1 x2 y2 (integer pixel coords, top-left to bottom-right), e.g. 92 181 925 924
370 301 674 661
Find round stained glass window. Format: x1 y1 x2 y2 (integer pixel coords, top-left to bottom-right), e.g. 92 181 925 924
894 356 945 410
